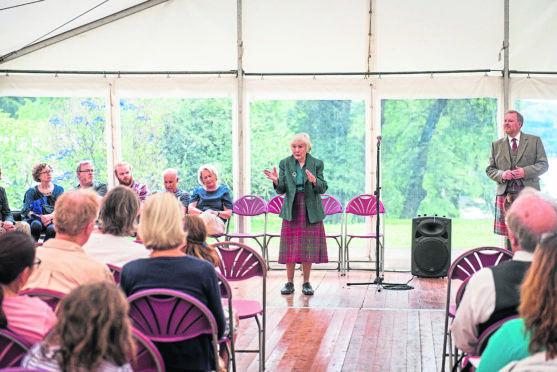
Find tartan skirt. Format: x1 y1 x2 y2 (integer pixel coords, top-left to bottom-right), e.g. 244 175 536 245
494 194 508 236
278 193 328 264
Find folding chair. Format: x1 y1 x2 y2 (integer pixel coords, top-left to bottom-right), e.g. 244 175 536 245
320 194 343 272
0 329 31 368
107 263 121 284
213 242 267 372
127 289 224 372
131 328 165 372
216 271 237 372
19 288 65 311
343 194 385 273
441 247 513 372
264 194 284 268
225 195 267 260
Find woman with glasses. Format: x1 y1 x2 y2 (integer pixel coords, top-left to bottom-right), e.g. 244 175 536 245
23 163 64 242
477 232 557 371
0 231 56 344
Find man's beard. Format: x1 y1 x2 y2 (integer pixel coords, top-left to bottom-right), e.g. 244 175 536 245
118 177 133 186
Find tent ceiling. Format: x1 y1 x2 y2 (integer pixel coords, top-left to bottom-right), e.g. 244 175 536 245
0 0 556 74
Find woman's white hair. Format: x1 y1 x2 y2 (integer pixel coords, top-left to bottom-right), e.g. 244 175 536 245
197 164 219 186
290 133 312 152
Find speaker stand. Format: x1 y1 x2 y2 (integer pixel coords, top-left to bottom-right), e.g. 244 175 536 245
347 136 414 292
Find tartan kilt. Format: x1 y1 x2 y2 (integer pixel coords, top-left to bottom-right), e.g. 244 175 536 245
494 194 508 236
279 193 328 264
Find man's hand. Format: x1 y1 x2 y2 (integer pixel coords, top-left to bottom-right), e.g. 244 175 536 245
511 167 525 179
502 170 514 180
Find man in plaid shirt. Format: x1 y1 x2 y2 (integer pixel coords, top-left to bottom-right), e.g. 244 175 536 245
114 161 149 202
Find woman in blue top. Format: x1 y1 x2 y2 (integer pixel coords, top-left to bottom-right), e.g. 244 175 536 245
22 163 64 242
477 232 557 371
188 164 233 235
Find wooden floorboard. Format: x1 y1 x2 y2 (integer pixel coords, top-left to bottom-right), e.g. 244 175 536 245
231 270 447 372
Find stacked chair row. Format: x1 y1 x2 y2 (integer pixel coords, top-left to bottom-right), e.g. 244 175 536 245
218 194 386 275
3 242 267 372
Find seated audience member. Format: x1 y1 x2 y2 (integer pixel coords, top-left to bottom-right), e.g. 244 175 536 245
23 163 64 242
0 231 57 344
22 282 134 372
1 164 29 233
14 220 31 235
71 160 107 197
451 188 557 355
23 190 113 294
188 164 232 235
159 168 190 208
114 161 149 203
120 192 225 372
83 186 149 266
477 232 557 371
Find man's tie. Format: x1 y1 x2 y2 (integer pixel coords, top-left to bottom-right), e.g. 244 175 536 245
512 138 517 152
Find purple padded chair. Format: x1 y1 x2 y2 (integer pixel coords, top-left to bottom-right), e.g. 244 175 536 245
127 289 221 372
225 195 267 259
130 327 165 372
441 246 513 372
213 241 267 372
106 263 121 284
0 329 31 368
264 194 284 268
216 271 236 372
344 194 386 273
321 194 343 272
19 288 65 311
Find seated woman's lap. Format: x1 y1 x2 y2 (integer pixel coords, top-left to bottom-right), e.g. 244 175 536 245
29 220 55 241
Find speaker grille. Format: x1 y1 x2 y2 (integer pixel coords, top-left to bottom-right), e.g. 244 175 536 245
413 237 450 275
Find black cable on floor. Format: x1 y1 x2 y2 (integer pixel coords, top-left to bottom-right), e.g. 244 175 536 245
379 276 415 291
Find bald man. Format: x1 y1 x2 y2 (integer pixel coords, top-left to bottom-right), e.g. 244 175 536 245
161 168 190 209
451 187 557 355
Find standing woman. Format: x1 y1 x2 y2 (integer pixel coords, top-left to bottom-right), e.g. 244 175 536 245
23 163 64 242
264 133 328 296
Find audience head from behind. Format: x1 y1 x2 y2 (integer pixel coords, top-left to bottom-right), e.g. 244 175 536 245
519 231 557 360
22 282 135 371
53 189 100 245
0 231 37 328
505 187 557 252
182 214 220 267
100 186 140 237
140 192 185 251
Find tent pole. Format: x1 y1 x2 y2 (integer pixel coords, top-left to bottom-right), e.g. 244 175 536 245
235 0 247 234
503 0 510 112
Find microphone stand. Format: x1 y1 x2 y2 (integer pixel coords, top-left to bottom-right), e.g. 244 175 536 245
347 136 414 292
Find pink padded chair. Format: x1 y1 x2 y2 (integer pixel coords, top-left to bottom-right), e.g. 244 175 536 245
213 241 267 372
0 329 31 368
19 288 65 311
343 194 385 273
441 247 513 372
130 327 165 372
225 195 267 259
127 289 223 372
216 271 236 372
264 194 284 268
321 194 343 272
106 263 122 284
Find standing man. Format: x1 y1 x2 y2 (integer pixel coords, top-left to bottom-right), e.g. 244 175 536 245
161 168 190 209
71 160 107 197
486 109 548 237
114 161 149 203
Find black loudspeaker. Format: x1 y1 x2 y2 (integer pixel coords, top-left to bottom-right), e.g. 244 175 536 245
411 216 451 278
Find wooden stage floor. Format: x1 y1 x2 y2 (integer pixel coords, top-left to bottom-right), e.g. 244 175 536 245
231 269 447 372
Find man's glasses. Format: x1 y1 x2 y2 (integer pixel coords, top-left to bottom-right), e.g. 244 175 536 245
78 169 95 174
30 258 41 267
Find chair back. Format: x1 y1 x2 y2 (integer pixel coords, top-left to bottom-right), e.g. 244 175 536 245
321 194 343 216
344 194 385 216
449 247 513 282
0 329 31 368
213 242 267 281
233 195 267 217
474 315 519 356
107 264 122 284
130 328 165 372
19 288 65 311
266 194 284 215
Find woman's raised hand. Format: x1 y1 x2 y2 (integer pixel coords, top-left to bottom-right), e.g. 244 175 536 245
264 167 278 185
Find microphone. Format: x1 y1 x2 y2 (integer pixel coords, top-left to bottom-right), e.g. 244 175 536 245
377 135 382 142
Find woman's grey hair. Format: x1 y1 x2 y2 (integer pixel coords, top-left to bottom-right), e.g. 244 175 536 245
290 133 312 152
197 164 219 186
